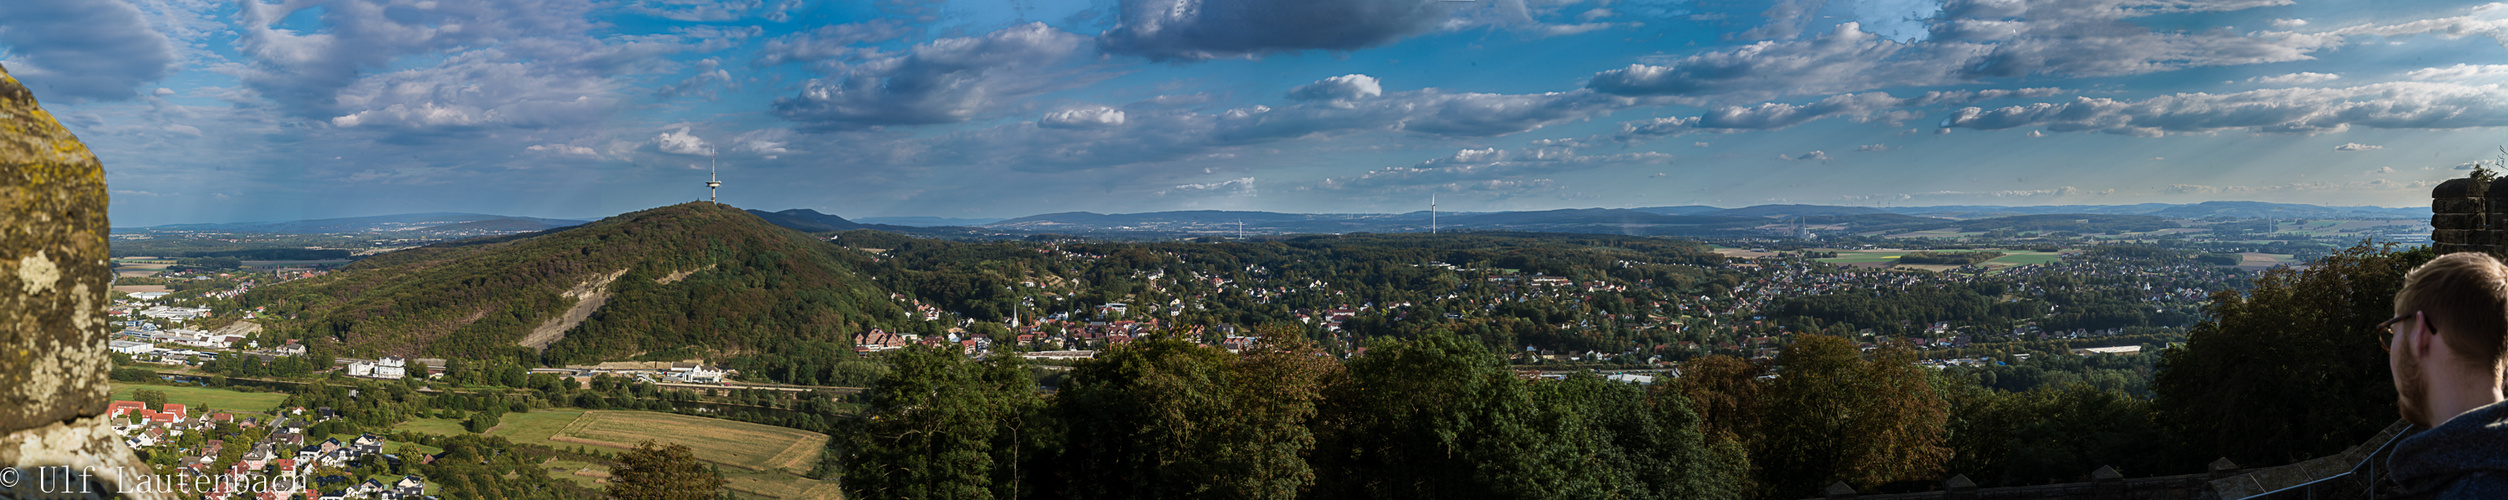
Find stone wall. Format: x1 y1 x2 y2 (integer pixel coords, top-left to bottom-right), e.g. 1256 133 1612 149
0 62 163 498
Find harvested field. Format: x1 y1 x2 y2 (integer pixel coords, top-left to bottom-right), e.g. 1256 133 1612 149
553 410 828 473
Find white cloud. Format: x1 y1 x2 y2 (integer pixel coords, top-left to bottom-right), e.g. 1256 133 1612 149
1939 82 2508 136
2334 142 2383 151
730 128 794 157
2241 72 2341 85
2272 18 2309 28
653 127 713 155
1040 106 1129 129
2027 130 2046 138
2404 63 2508 81
1857 144 1894 152
1287 74 1385 103
2331 3 2508 48
527 143 605 158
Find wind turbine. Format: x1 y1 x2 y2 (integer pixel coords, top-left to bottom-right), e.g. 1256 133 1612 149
706 147 723 204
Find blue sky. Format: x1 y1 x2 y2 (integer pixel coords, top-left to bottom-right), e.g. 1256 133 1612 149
6 0 2508 226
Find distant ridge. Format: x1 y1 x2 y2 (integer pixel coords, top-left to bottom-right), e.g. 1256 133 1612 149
120 212 590 234
127 201 2426 240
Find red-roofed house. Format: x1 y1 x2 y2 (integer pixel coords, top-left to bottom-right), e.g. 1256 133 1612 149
161 404 189 421
107 401 147 418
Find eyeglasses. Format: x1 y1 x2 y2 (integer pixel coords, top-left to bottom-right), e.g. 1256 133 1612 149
2378 312 2419 353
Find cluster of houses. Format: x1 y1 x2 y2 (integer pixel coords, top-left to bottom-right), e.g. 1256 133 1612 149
108 401 429 499
533 361 729 384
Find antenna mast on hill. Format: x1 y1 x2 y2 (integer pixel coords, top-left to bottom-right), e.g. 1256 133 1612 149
706 147 723 205
1432 194 1438 234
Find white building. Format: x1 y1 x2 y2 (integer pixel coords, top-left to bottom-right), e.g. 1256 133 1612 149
109 340 159 356
373 357 407 379
138 306 211 320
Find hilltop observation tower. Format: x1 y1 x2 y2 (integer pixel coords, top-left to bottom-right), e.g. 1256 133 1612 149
706 147 723 205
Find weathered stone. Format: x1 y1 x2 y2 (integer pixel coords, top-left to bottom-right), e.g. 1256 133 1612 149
2435 197 2483 214
2435 230 2480 246
2436 178 2482 198
2433 213 2484 230
0 62 159 498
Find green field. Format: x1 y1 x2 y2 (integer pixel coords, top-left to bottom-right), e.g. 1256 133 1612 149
394 409 823 474
108 384 291 414
391 410 584 445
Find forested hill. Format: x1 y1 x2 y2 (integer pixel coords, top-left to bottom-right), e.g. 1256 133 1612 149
241 202 906 363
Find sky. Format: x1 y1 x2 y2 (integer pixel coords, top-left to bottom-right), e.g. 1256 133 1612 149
7 0 2508 226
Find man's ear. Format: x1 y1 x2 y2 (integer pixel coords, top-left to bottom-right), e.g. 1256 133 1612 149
2414 314 2438 358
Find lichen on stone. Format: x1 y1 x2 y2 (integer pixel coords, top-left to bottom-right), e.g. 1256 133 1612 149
0 61 156 498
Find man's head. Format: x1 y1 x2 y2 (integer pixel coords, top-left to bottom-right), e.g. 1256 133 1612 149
2391 252 2508 427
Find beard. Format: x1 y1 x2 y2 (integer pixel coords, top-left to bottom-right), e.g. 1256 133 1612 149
2399 348 2435 428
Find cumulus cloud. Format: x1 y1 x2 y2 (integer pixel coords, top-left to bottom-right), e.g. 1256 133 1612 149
1938 82 2508 136
0 0 178 101
1040 106 1129 129
2027 130 2046 137
1857 144 1894 152
2404 63 2508 81
771 23 1092 130
1287 74 1385 102
2334 142 2382 151
2271 18 2308 28
1321 145 1671 190
234 0 613 121
653 127 713 155
323 48 615 132
2241 72 2341 85
1099 0 1452 61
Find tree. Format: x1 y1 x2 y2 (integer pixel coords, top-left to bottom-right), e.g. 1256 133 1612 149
607 441 726 499
2153 242 2431 467
134 389 168 410
842 344 1043 500
1050 327 1336 499
1753 336 1949 499
1308 330 1575 499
